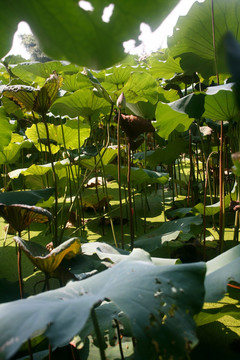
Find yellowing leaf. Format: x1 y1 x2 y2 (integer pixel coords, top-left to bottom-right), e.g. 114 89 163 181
14 237 81 273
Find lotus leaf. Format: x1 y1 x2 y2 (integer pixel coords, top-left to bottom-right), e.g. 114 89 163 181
14 237 81 273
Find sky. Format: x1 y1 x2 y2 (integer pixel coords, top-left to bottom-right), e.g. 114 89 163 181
6 0 203 60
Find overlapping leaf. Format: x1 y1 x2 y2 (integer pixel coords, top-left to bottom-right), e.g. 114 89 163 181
0 253 206 360
168 0 240 78
0 0 179 69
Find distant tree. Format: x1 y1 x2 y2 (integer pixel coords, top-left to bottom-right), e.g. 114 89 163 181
20 34 52 63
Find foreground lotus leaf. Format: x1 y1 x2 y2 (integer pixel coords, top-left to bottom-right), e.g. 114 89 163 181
0 204 52 233
14 237 82 273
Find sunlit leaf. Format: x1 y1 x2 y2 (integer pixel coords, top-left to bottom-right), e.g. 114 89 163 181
0 107 16 151
203 83 238 121
205 244 240 302
14 237 81 273
50 88 110 119
122 71 158 104
10 61 79 86
168 0 240 78
26 120 90 154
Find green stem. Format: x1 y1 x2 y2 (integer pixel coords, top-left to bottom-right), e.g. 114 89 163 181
127 140 134 250
42 113 58 246
117 110 124 248
219 121 225 253
211 0 219 84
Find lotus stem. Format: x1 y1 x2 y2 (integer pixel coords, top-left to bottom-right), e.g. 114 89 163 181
41 112 58 246
91 304 107 360
127 140 134 250
203 152 217 260
117 109 124 248
219 121 225 253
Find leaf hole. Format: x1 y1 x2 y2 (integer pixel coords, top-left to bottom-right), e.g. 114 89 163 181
102 4 115 23
78 1 94 12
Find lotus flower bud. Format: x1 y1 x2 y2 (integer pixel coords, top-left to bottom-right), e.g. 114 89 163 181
116 92 126 109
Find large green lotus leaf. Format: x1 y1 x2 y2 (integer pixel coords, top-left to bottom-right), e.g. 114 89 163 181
10 61 79 86
105 65 132 85
63 119 91 148
14 236 81 273
203 83 238 121
134 215 202 253
0 253 206 360
8 160 70 196
0 1 179 69
26 120 90 153
205 244 240 302
105 164 169 187
82 242 179 267
122 72 158 104
147 137 188 166
0 188 54 206
225 33 240 110
193 189 237 216
95 247 179 266
126 101 157 119
168 0 240 79
61 73 91 92
50 88 110 119
149 56 183 80
79 147 118 169
0 107 14 151
0 138 32 165
155 102 192 139
0 204 52 232
155 93 205 139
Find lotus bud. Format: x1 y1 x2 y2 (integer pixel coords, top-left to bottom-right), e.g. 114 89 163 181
116 92 126 109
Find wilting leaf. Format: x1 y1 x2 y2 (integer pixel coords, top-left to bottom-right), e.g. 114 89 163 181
14 237 81 273
0 254 206 360
0 204 52 233
81 193 112 212
2 73 62 114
